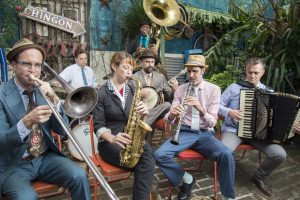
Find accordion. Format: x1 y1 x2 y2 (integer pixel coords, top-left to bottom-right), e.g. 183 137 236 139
238 89 300 143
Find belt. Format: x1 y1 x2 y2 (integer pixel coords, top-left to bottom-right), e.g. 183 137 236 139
20 155 36 161
20 150 49 161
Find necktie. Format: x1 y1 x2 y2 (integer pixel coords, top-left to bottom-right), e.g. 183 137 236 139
142 37 146 48
81 68 88 86
24 90 43 157
190 86 200 131
146 74 152 86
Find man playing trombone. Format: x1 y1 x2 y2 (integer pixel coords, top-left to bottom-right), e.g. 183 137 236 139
0 38 90 200
154 55 236 200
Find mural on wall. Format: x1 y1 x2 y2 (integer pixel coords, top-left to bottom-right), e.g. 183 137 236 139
89 0 130 51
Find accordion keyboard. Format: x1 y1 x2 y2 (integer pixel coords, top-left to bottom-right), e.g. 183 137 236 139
238 90 255 139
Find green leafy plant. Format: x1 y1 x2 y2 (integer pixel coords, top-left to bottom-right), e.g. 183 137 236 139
185 4 236 32
0 0 23 48
204 0 300 91
206 64 242 91
120 0 148 39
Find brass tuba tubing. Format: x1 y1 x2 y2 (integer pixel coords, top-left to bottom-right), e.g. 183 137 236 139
29 75 119 200
170 81 192 145
42 62 98 118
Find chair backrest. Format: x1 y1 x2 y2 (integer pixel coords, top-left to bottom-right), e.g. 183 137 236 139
51 130 62 151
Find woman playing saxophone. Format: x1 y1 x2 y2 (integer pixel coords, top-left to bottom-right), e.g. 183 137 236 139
92 52 155 200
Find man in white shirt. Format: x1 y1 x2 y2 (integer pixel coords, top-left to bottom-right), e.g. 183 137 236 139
58 49 98 89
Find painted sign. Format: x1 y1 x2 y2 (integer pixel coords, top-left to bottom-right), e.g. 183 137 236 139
20 6 86 37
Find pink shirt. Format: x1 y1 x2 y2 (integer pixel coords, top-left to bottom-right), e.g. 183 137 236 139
165 80 221 131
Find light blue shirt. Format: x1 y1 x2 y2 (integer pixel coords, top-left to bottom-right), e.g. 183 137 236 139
59 64 99 89
218 82 270 134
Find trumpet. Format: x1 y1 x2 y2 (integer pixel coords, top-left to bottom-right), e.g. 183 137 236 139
29 72 119 199
170 81 192 145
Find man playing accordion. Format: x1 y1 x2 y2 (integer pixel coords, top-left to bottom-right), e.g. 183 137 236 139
218 57 288 196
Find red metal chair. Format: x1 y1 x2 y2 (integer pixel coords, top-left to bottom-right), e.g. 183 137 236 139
87 116 154 200
167 149 218 200
151 118 171 144
86 115 132 200
2 131 70 199
215 116 261 164
235 143 261 164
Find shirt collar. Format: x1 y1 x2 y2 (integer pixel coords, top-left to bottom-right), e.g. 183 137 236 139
142 69 152 78
76 63 87 70
107 79 129 94
191 80 205 90
14 78 36 95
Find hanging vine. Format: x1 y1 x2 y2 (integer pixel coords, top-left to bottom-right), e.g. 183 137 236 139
0 0 25 48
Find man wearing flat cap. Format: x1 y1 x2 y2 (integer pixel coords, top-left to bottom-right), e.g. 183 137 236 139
131 49 178 131
155 54 236 200
0 38 90 200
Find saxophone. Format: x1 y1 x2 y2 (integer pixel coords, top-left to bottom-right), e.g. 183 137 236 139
120 76 153 168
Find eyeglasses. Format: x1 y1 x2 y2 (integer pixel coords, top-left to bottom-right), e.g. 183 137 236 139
16 61 43 69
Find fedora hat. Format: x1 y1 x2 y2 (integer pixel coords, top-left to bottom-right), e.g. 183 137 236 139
138 49 157 60
184 55 208 68
7 38 46 62
139 20 152 28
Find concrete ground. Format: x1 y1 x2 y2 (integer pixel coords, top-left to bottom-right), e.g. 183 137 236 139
46 130 300 200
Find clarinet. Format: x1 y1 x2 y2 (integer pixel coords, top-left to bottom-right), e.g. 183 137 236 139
170 81 192 145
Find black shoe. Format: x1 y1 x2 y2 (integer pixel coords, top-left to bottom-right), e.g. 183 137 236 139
178 176 196 200
250 176 272 196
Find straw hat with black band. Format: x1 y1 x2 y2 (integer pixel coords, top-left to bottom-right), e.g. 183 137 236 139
7 38 46 62
184 55 209 68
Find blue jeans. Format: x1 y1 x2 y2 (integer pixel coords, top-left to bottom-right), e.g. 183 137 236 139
154 126 236 198
2 151 90 200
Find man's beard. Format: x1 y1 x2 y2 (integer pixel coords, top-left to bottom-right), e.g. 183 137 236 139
144 67 154 74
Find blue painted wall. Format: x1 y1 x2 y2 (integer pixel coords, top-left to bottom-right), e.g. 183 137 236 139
89 0 254 53
89 0 130 51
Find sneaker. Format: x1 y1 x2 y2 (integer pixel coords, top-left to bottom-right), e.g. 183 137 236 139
178 176 196 200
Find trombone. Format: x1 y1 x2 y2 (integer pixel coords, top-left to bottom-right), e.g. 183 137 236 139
30 62 119 200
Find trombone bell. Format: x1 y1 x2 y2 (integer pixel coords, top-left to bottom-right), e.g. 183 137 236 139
143 0 181 27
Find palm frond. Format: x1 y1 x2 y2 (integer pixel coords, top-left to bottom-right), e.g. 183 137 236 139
120 0 148 38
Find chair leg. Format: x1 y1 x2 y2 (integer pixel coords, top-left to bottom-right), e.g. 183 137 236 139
168 184 173 200
213 161 218 200
235 150 247 161
93 178 98 200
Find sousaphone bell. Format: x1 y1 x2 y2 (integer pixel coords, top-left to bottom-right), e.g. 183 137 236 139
143 0 181 27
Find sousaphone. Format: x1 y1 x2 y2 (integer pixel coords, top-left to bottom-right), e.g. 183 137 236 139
143 0 181 27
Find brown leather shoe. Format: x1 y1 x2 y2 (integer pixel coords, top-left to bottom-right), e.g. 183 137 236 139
250 176 272 196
